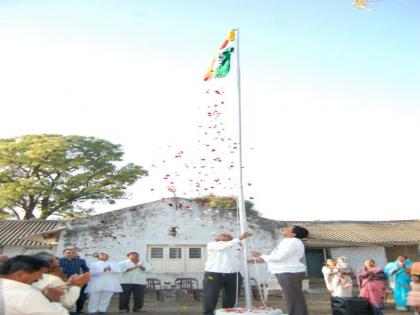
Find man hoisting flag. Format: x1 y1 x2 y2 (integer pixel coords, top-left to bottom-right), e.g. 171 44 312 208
202 29 284 315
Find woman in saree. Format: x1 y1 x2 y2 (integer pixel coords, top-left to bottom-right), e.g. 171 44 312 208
408 262 420 315
356 259 387 315
384 256 413 311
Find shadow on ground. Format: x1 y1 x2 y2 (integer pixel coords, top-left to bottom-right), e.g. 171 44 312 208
97 289 405 315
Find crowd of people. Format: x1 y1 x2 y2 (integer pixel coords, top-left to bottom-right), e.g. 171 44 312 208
322 255 420 315
0 249 151 314
1 225 420 315
0 225 309 315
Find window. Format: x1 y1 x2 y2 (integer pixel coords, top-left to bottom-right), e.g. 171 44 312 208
147 245 206 273
169 247 182 259
189 248 201 258
151 247 163 259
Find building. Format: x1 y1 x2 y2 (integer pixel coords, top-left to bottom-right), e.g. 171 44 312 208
54 198 420 285
0 219 64 256
56 198 278 284
287 220 420 277
1 199 419 286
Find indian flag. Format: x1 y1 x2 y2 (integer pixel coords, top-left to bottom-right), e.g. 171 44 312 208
204 29 236 81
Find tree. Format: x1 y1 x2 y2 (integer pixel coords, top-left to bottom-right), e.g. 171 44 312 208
0 134 148 219
192 195 259 217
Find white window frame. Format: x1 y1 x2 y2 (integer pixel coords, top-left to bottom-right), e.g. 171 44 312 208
147 244 206 274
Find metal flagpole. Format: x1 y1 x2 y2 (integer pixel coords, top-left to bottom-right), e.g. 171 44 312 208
235 27 253 309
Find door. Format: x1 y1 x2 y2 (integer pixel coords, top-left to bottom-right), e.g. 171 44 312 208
166 247 184 272
148 246 165 273
385 245 418 261
147 244 207 273
186 247 206 273
305 248 324 277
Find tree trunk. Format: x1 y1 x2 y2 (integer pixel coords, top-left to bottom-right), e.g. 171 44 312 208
23 210 35 220
39 197 51 219
23 195 37 220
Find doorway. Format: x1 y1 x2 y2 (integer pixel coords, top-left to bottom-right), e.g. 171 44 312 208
305 248 325 277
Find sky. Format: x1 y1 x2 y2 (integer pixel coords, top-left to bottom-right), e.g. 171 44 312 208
1 0 420 221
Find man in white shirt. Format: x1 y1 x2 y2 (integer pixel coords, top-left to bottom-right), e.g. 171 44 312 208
203 231 252 315
0 255 69 315
118 251 152 313
251 225 309 315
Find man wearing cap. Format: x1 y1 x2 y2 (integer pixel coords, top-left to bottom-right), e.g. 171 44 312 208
202 231 253 315
251 225 309 315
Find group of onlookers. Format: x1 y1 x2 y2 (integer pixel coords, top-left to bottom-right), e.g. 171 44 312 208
0 248 152 315
322 256 354 298
2 238 420 315
322 255 420 315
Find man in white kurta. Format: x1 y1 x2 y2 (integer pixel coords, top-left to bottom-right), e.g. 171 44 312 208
0 255 69 315
203 231 252 315
118 251 152 312
85 253 122 314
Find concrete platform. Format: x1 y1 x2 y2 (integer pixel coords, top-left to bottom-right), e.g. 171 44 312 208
90 289 406 315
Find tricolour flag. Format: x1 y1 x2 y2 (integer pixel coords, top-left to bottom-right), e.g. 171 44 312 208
204 29 236 81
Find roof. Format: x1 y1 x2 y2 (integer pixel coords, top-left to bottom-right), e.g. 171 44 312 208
0 219 62 247
283 220 420 246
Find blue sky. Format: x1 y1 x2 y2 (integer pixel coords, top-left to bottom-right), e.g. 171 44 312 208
1 0 419 220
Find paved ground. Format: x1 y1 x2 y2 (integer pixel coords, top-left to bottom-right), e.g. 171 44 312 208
98 289 410 315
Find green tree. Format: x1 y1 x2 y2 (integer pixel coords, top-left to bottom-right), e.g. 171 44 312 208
0 134 147 219
192 195 259 217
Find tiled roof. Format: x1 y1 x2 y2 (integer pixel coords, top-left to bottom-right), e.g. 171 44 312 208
0 219 61 246
284 220 420 245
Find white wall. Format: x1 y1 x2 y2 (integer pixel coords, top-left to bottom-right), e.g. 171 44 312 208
330 246 388 271
57 199 279 287
2 246 25 257
57 199 394 287
2 245 54 257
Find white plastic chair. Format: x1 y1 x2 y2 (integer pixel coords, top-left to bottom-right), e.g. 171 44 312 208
262 278 310 302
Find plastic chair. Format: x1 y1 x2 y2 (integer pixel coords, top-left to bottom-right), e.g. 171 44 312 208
146 278 162 301
175 277 200 301
250 277 264 301
262 277 282 302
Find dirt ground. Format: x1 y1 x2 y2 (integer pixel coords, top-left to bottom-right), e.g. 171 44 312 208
102 289 410 315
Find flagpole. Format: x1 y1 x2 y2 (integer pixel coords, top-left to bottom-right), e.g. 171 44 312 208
235 27 253 309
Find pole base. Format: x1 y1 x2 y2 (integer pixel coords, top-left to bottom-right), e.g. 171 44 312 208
215 307 284 314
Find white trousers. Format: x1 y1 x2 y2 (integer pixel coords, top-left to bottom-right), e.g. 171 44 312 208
88 291 114 313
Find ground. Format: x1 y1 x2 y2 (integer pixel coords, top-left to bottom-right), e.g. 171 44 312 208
101 289 408 315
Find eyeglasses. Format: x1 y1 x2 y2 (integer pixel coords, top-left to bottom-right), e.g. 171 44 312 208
412 274 420 278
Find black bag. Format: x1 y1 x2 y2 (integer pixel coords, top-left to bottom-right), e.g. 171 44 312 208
330 297 373 315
